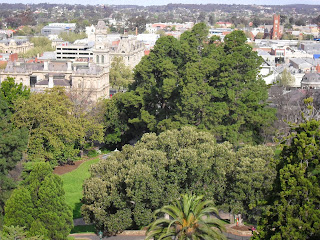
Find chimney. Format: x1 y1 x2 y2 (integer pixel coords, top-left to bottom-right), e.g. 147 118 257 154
44 61 48 71
48 76 54 88
67 61 72 71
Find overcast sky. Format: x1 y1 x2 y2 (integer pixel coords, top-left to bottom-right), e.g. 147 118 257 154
1 0 320 6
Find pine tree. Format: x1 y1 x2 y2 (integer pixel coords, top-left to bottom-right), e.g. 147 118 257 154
254 119 320 239
4 162 73 239
0 77 29 226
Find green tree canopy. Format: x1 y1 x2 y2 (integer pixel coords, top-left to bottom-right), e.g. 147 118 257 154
0 225 44 240
109 56 133 90
4 162 73 240
254 114 320 239
277 68 295 87
58 32 87 43
12 87 103 166
103 23 275 148
0 76 30 112
82 126 275 234
21 37 54 58
0 77 29 226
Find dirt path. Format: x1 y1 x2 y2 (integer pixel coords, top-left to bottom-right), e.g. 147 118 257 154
53 155 104 175
53 160 85 175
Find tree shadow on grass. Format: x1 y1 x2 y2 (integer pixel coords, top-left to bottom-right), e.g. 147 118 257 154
70 225 96 234
73 201 83 219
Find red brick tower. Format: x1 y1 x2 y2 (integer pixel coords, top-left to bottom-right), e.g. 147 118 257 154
272 14 280 40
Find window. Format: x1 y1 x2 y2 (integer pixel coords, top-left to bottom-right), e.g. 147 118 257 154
101 55 104 64
96 55 99 63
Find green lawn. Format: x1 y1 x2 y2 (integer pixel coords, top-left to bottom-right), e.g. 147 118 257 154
61 158 100 219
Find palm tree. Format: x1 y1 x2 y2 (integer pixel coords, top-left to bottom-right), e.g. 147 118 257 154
145 194 226 240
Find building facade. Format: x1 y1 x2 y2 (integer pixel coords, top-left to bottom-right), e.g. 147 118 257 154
0 60 109 102
56 43 94 61
41 23 76 36
54 21 145 69
301 72 320 89
271 14 281 40
109 35 145 69
0 39 34 54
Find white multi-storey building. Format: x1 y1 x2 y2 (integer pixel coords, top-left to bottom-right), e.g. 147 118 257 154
56 43 94 61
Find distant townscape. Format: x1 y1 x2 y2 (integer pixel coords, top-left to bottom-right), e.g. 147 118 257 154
0 3 320 240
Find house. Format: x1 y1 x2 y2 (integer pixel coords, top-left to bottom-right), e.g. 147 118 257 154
301 72 320 89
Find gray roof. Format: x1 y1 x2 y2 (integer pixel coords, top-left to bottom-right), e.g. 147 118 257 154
257 49 270 56
38 51 56 60
3 62 43 73
3 61 103 75
48 62 68 71
54 79 71 86
290 58 306 65
0 39 29 46
302 73 320 83
36 79 71 87
36 80 49 85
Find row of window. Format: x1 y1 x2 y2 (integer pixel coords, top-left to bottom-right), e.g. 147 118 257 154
56 52 93 55
57 48 88 51
96 55 105 64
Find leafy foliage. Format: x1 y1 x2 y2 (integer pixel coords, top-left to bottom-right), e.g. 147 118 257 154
0 225 44 240
12 87 103 166
4 162 73 240
0 77 29 226
82 126 275 234
277 68 295 87
224 145 276 223
109 56 133 90
21 37 54 58
58 32 87 43
145 194 226 240
254 118 320 239
103 23 275 147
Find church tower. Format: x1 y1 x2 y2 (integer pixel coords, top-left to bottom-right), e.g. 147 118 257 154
271 14 280 40
93 20 110 68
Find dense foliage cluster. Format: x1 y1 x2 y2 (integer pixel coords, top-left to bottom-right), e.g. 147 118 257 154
82 126 275 234
58 32 87 43
109 56 133 90
12 87 103 166
4 162 73 239
0 79 102 231
0 78 29 226
2 20 320 239
21 37 55 58
104 23 275 147
254 118 320 239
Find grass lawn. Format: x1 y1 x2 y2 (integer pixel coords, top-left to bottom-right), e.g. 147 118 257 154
61 158 100 219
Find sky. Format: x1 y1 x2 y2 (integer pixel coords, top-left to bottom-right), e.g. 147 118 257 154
1 0 320 6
